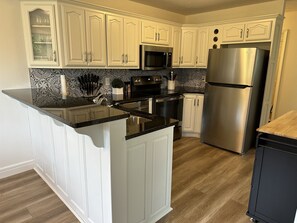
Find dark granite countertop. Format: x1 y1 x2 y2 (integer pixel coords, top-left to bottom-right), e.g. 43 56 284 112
2 88 177 139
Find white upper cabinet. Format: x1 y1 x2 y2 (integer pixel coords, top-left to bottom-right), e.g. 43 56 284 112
107 15 139 67
141 21 171 45
61 4 106 67
180 27 209 68
180 28 197 67
196 27 209 68
222 20 272 43
172 26 182 67
21 3 59 67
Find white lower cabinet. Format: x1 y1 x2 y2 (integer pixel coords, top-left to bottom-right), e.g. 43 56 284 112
127 127 174 223
182 93 204 137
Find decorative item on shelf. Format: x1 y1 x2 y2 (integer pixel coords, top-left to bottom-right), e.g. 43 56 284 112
111 78 124 95
77 74 102 97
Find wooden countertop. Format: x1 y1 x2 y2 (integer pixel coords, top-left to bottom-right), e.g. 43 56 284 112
257 110 297 140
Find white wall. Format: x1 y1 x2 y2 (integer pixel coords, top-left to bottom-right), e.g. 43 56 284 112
0 0 33 178
274 10 297 118
184 0 285 24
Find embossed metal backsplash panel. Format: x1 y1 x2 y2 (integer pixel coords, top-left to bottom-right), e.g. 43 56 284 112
29 68 206 97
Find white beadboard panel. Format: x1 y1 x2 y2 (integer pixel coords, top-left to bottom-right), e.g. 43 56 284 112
84 136 104 223
151 135 169 216
127 143 147 223
51 119 69 198
40 114 56 184
66 128 87 216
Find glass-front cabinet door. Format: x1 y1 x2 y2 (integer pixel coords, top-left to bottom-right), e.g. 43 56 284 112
21 3 59 67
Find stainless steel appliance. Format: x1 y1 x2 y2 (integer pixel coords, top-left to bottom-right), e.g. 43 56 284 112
116 75 183 140
201 48 269 154
140 45 173 70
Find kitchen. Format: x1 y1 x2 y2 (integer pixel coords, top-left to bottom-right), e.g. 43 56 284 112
1 0 297 222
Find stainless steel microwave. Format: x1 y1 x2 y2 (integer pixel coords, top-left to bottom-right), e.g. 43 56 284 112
140 45 173 70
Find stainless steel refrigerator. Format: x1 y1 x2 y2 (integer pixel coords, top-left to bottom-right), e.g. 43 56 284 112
201 48 269 154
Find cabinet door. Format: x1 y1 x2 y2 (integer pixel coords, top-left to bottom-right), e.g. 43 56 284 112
222 23 245 42
21 4 59 67
182 94 196 132
193 95 204 134
141 21 157 44
245 21 272 41
180 29 197 67
196 27 209 68
61 5 87 66
85 10 106 66
172 27 181 67
157 24 171 45
124 18 139 67
107 15 124 66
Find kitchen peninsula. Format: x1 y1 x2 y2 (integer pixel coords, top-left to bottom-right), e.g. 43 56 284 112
2 88 177 223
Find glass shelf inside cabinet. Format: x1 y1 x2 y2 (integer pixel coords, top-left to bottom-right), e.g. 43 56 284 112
29 8 54 62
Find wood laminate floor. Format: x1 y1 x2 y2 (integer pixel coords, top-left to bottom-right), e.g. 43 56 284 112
0 137 255 223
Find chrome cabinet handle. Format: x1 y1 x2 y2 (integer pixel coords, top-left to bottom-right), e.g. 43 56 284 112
194 99 196 106
197 99 199 106
158 33 160 41
89 52 92 63
246 28 249 38
122 54 124 63
83 52 87 62
240 29 243 38
125 54 128 64
53 50 56 62
196 56 198 64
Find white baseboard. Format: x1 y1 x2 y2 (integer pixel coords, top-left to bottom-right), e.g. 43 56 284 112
0 160 34 179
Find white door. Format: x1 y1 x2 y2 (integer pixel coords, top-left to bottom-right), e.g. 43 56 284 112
182 94 196 132
107 15 124 66
124 18 139 67
157 24 170 45
85 10 106 66
180 29 197 67
61 5 87 66
21 4 59 67
245 21 272 41
196 27 209 68
141 21 157 44
172 27 181 67
222 23 245 42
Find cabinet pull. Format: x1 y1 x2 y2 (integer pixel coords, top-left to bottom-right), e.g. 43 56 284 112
83 52 87 62
196 56 198 64
158 33 160 41
240 29 243 38
122 54 124 63
155 33 157 41
125 54 128 64
197 99 199 106
246 28 249 38
194 99 196 106
89 52 92 63
53 50 56 62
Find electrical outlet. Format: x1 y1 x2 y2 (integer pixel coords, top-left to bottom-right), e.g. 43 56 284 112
104 77 110 86
201 76 206 82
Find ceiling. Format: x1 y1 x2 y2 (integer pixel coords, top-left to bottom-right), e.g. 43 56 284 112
129 0 297 15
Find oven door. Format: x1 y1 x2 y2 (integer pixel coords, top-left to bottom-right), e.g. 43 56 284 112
154 95 183 140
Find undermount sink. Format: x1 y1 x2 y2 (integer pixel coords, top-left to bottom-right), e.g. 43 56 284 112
127 115 151 125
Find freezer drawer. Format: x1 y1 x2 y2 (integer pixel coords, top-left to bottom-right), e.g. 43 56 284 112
201 84 252 153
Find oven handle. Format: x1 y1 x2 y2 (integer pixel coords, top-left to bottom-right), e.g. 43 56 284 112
155 95 184 103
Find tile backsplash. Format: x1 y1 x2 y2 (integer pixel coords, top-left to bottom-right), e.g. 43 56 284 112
29 68 206 96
